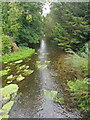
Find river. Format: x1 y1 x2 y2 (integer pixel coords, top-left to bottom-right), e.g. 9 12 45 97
3 37 82 118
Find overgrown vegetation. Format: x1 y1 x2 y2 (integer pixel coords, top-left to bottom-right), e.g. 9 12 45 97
2 47 35 63
67 78 90 113
2 34 12 54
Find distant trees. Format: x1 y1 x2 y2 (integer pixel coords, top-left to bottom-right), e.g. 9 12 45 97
2 2 43 54
44 2 89 51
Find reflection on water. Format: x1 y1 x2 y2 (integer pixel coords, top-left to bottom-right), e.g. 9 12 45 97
39 39 54 89
38 39 57 117
40 39 47 52
4 37 82 118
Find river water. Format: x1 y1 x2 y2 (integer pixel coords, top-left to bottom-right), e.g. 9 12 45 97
3 37 82 118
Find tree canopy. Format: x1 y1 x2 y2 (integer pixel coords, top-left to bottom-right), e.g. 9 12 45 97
2 2 43 54
44 2 89 51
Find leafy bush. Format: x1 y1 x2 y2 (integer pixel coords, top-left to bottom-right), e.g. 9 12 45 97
2 34 12 54
2 47 35 63
67 78 90 113
78 42 89 58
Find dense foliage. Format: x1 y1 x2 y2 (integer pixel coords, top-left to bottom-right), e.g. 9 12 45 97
44 2 89 51
67 78 89 113
2 34 12 54
2 2 43 54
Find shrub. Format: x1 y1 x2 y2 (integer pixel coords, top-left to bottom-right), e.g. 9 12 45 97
2 34 12 54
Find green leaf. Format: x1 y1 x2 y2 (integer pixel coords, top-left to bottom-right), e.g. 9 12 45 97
2 101 14 114
23 69 34 76
44 89 58 100
16 74 25 82
0 70 9 77
56 97 64 102
14 60 23 64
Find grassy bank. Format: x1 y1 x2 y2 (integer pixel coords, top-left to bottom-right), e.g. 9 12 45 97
2 47 35 63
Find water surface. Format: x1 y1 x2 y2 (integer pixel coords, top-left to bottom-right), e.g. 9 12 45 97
3 37 82 118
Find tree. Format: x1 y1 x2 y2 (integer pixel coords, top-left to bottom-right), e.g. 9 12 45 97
44 2 89 51
2 2 43 52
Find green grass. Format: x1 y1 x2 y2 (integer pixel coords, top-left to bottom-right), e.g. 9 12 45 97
2 47 35 63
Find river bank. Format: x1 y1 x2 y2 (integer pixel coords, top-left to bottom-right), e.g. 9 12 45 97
2 47 35 63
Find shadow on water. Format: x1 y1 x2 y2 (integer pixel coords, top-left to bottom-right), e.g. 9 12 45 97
2 37 82 118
